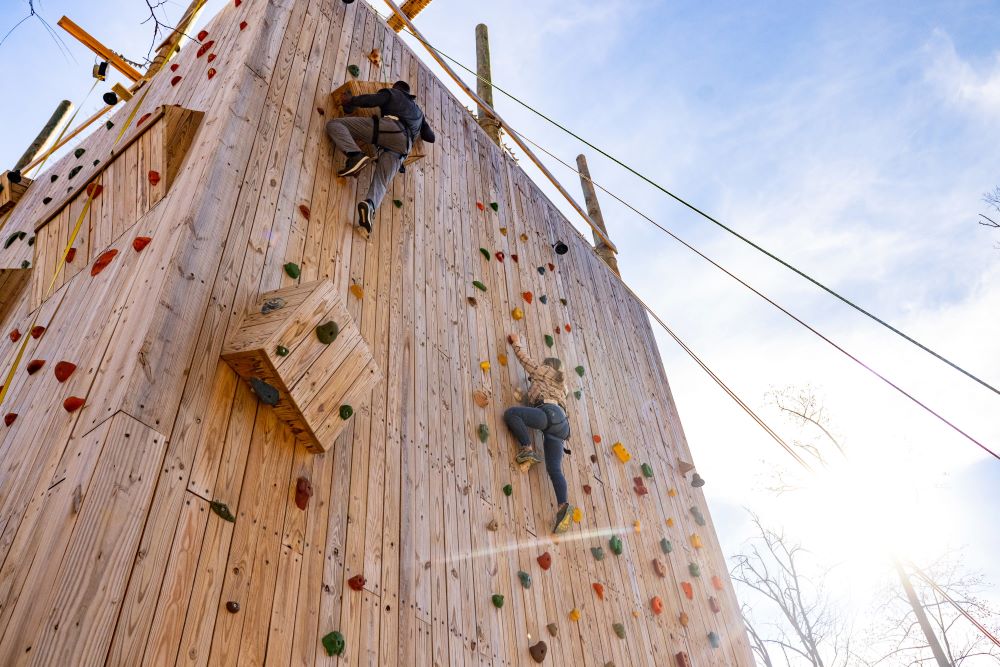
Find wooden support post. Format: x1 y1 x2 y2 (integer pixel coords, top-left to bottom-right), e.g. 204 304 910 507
146 0 208 80
57 17 143 82
387 0 435 32
893 558 950 667
14 100 73 172
576 154 620 276
475 24 501 146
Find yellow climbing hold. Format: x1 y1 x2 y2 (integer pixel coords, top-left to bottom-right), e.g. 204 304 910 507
350 284 364 299
480 360 491 372
612 442 631 463
512 307 524 321
499 227 507 236
572 507 582 523
520 233 528 242
666 517 675 527
690 534 703 549
668 487 678 497
633 520 641 533
498 354 508 366
569 608 580 622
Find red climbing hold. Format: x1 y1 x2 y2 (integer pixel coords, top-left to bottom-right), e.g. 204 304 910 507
712 575 724 591
348 574 366 591
91 249 118 276
592 582 604 600
593 434 601 443
4 413 16 427
476 201 485 211
170 63 179 72
652 558 667 578
138 113 152 126
86 183 104 198
8 329 20 342
197 29 209 41
234 0 242 6
681 582 693 600
651 596 664 615
133 237 152 252
299 204 311 220
148 170 161 186
295 477 313 510
197 40 214 58
30 326 45 339
207 53 217 63
709 596 721 613
510 254 518 263
675 651 692 667
171 75 182 87
554 327 560 335
633 477 649 496
54 361 77 383
522 291 533 304
207 68 217 80
548 262 555 271
582 484 592 495
495 251 505 262
537 552 552 570
564 324 571 332
240 20 248 30
63 396 85 413
66 247 77 263
26 359 45 375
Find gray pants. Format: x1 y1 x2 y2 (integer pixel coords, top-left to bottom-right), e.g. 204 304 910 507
325 116 407 209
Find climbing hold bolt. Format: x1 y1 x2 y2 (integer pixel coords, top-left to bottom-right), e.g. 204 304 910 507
295 477 313 510
608 535 623 555
613 623 625 639
321 630 345 656
210 500 236 522
518 571 531 589
339 405 354 420
536 552 551 570
491 593 504 609
348 574 366 591
502 484 512 496
529 640 548 663
316 321 340 344
249 378 279 406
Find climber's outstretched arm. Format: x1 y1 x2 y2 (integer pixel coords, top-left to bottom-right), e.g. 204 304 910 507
508 334 540 376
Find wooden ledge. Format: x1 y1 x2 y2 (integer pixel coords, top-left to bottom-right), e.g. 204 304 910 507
0 172 32 215
222 279 382 453
329 81 425 166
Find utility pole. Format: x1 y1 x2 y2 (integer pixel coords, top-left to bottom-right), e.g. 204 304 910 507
475 24 502 146
14 100 73 172
893 557 951 667
576 154 620 275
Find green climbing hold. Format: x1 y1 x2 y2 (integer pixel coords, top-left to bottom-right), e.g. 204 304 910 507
210 500 236 523
68 165 82 179
641 463 653 478
339 404 354 420
284 262 301 279
491 593 505 608
502 483 512 497
609 535 623 555
74 148 86 159
690 506 706 526
708 631 720 649
689 562 701 577
573 390 582 400
479 248 490 260
489 202 498 212
591 546 605 561
472 280 487 291
249 378 280 406
275 345 289 357
613 623 625 639
393 199 403 208
477 423 489 443
660 538 673 554
4 231 26 249
321 630 346 656
518 571 532 589
316 321 339 344
575 365 585 377
544 335 554 348
347 64 360 77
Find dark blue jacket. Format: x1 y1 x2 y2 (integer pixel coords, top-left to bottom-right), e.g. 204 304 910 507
345 88 435 143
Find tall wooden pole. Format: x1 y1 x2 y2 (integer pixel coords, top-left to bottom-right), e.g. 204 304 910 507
14 100 73 172
146 0 208 80
893 558 950 666
576 154 620 275
475 24 501 146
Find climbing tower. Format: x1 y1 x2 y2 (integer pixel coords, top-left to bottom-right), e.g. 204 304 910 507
0 0 753 664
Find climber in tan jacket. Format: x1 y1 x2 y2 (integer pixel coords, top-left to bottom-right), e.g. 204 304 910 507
503 333 575 534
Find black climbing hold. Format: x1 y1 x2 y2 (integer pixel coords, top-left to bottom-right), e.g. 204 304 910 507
347 64 360 77
20 260 29 269
489 202 499 212
316 321 339 344
529 640 548 663
210 500 236 522
275 345 289 357
4 231 26 249
50 174 58 183
105 120 115 130
226 601 240 613
103 92 118 105
261 297 286 314
43 197 52 205
74 148 86 159
321 630 346 656
393 199 402 208
339 404 354 420
539 295 547 304
68 165 82 179
560 298 567 306
27 236 34 246
691 473 706 488
93 159 100 166
6 171 21 184
537 266 546 275
553 240 568 255
249 377 279 406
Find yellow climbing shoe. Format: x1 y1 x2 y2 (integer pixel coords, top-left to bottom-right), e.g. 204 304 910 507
553 503 574 534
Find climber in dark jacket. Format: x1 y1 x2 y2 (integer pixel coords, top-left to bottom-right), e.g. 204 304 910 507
326 80 435 235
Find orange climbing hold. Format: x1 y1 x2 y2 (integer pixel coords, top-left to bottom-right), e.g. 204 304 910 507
350 284 364 299
133 237 152 252
690 534 703 549
207 68 217 79
4 413 16 427
63 396 85 412
650 596 664 615
679 611 690 627
537 552 552 570
568 608 580 622
476 202 485 211
91 249 118 276
681 582 693 600
54 361 77 383
499 227 507 236
712 575 724 591
30 326 45 339
480 360 491 372
522 291 533 304
148 170 161 186
592 434 601 443
592 582 604 600
564 324 571 332
26 359 45 375
666 517 674 527
497 354 507 366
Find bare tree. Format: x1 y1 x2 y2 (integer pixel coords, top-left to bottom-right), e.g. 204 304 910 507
979 187 1000 249
732 513 855 667
864 552 1000 666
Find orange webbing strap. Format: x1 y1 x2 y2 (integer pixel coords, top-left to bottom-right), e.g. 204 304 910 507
0 85 153 412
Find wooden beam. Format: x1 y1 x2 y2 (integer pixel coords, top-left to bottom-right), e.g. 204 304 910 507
576 154 620 276
475 24 501 146
386 0 434 32
57 16 143 82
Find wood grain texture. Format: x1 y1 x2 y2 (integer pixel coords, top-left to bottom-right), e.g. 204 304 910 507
0 0 753 664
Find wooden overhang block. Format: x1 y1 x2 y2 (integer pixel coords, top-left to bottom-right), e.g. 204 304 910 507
328 81 425 167
222 279 382 453
0 172 32 215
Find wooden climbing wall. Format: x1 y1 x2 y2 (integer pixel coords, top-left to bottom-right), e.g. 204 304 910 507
0 0 754 665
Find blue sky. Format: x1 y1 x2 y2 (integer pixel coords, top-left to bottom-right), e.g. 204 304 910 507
2 0 999 659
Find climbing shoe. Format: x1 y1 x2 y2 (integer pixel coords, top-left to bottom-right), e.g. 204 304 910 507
553 503 574 535
515 447 543 467
338 152 371 177
357 200 374 235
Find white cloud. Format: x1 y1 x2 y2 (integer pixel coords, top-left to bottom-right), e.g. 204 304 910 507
925 28 1000 115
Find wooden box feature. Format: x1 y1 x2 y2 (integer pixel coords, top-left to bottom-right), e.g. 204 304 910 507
328 81 426 166
221 279 382 453
0 172 32 215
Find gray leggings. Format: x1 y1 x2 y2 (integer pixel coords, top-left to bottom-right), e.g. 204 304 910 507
325 116 407 209
503 404 570 505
